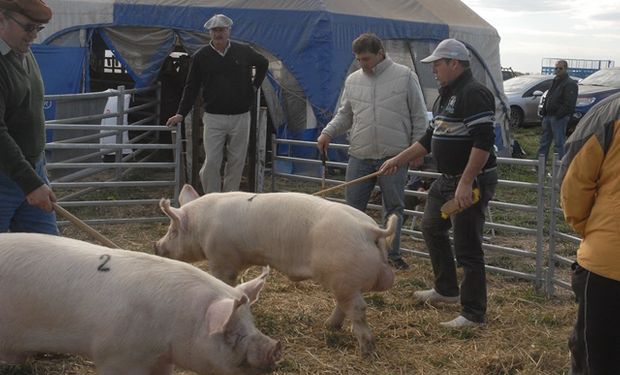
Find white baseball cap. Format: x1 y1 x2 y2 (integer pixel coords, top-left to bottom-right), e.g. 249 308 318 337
421 39 470 63
204 14 233 30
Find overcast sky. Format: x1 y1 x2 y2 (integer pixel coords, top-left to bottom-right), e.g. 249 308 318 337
460 0 620 74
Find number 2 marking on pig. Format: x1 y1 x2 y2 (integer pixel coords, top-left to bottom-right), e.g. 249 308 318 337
98 254 111 272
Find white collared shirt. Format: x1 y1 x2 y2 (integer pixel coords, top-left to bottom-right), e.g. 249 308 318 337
0 36 28 70
209 40 231 57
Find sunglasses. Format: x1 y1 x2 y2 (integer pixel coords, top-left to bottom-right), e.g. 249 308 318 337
554 67 565 71
5 13 45 33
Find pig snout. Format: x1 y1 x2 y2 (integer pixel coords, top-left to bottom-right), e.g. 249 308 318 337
247 337 282 372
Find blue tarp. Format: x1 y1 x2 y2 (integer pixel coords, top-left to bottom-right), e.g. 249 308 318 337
32 44 86 141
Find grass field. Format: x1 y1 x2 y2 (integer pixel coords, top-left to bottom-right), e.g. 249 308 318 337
0 125 580 375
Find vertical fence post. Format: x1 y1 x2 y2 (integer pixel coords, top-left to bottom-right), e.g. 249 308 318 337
534 154 546 291
115 85 126 180
155 81 162 125
255 89 266 193
546 153 560 297
173 128 183 206
271 133 276 192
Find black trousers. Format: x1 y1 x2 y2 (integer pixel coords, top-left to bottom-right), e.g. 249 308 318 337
421 170 497 323
570 263 620 375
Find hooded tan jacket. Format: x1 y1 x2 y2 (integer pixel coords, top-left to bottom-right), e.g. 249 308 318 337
560 92 620 281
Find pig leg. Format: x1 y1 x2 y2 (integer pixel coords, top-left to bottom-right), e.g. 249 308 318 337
335 292 375 357
208 257 240 286
149 363 174 375
0 351 28 365
325 305 345 330
209 265 239 286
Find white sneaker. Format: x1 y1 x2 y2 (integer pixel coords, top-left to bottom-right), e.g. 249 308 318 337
413 288 459 304
439 315 484 328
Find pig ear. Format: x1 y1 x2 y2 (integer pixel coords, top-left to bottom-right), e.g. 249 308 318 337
235 266 269 305
205 295 249 335
179 184 200 206
159 198 189 232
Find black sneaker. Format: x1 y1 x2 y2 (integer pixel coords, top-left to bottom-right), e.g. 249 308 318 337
389 258 410 270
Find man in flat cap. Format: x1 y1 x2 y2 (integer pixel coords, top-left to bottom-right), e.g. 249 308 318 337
0 0 59 234
166 13 268 193
380 38 498 328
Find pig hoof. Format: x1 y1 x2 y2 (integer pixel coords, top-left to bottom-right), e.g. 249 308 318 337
325 319 343 331
360 339 376 358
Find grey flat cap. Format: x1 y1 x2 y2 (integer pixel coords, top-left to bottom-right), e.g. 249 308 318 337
421 39 470 63
204 14 233 30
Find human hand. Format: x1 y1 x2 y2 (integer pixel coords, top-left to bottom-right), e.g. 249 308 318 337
379 156 401 176
166 114 183 127
454 181 474 210
26 184 56 212
316 133 331 155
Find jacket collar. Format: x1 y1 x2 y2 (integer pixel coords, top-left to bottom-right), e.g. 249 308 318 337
368 56 393 76
439 68 473 97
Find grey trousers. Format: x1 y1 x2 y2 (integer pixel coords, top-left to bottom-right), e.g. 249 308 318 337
199 111 251 193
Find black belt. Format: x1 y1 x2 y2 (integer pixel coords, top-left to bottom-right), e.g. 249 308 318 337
441 167 497 179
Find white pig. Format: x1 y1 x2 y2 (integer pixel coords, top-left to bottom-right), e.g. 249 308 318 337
0 233 281 375
155 184 398 356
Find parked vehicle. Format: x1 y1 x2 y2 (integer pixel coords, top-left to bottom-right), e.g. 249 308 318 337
505 74 555 128
538 67 620 135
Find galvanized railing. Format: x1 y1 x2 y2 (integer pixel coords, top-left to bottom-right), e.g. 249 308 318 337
271 136 577 296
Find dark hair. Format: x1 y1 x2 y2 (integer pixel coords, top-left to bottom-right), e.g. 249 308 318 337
352 33 384 55
441 58 470 69
557 60 568 69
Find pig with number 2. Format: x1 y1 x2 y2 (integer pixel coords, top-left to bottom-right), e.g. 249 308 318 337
155 185 398 356
0 233 281 375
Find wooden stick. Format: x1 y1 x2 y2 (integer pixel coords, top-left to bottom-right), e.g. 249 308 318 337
312 170 382 196
52 202 121 249
320 152 327 194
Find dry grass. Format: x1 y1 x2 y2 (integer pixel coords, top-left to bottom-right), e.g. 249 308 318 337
1 219 576 375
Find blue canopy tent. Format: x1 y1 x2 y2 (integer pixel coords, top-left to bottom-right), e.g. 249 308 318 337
35 0 512 172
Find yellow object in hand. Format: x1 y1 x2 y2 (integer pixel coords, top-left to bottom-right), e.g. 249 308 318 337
440 188 481 219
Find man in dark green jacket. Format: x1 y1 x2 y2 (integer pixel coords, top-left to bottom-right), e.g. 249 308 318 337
0 0 58 234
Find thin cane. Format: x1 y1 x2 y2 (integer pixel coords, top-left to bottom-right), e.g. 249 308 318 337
52 202 121 249
312 170 381 196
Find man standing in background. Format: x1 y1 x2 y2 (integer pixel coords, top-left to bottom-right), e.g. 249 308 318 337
317 33 428 270
166 14 268 193
0 0 58 234
537 59 578 161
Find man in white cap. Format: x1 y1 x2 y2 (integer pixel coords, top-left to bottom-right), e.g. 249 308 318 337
0 0 59 234
380 38 498 328
166 13 268 193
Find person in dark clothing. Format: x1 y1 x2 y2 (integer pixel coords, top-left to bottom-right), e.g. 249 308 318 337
0 0 58 234
537 59 578 160
379 38 498 328
166 14 268 193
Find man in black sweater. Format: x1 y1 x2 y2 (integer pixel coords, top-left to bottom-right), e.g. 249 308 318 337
166 14 268 193
537 59 578 161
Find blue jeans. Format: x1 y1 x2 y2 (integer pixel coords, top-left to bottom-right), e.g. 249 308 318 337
538 115 570 160
0 158 58 234
421 170 497 323
345 155 408 261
